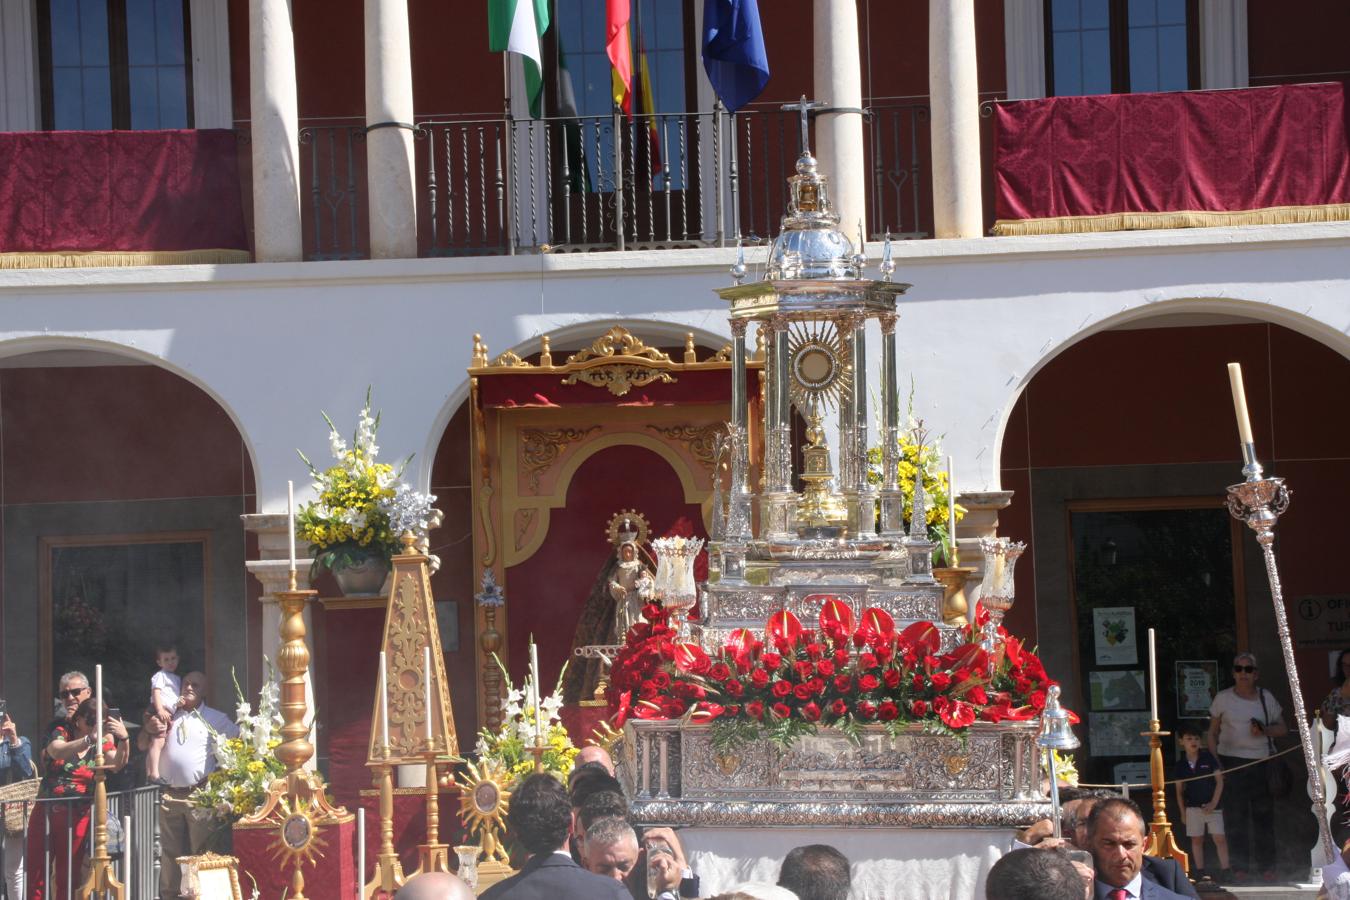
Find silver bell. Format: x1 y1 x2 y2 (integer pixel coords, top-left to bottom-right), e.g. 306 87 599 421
1037 685 1080 751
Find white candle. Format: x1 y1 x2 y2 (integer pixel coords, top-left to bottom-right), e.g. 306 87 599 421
1148 627 1159 723
530 642 542 747
1227 363 1255 447
95 664 103 751
287 480 297 573
378 651 390 754
357 808 366 896
424 645 433 742
946 454 957 564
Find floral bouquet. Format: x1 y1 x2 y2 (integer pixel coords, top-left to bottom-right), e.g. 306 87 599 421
191 668 286 822
607 600 1067 754
866 424 965 565
296 388 436 576
474 651 578 786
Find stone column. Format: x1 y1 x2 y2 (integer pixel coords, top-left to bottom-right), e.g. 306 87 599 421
364 0 418 258
812 0 867 237
242 513 316 770
249 0 303 261
929 0 983 238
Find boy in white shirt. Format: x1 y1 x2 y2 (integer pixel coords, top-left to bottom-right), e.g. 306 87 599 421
146 643 181 782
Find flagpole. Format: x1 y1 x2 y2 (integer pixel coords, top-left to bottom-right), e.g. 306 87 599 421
502 51 516 255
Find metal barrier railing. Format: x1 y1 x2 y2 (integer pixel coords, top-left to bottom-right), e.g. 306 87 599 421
0 784 161 900
283 102 934 261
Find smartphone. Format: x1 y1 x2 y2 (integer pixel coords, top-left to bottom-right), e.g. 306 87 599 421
106 707 122 721
0 698 7 719
645 841 673 899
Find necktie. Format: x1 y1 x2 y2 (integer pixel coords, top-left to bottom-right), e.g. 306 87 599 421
1109 890 1129 900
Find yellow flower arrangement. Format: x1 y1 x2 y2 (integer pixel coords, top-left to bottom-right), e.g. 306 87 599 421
866 425 966 564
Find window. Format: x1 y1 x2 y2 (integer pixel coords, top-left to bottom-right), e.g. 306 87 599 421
39 0 193 130
555 0 687 118
1045 0 1197 96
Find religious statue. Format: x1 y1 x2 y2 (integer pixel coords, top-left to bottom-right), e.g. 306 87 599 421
563 511 655 704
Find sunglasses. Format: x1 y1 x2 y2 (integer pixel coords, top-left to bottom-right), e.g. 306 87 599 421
1233 665 1257 673
59 688 88 699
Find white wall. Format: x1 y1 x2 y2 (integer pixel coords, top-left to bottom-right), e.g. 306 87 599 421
0 221 1347 509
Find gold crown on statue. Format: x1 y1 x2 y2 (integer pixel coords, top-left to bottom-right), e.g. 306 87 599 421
606 509 650 548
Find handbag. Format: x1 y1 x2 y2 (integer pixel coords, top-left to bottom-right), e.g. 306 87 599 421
0 754 39 837
1259 688 1293 798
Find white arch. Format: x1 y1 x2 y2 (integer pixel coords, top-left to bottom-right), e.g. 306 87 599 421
991 296 1350 480
0 334 261 481
417 319 733 490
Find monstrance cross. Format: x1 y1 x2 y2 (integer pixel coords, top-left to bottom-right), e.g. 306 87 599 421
781 96 826 156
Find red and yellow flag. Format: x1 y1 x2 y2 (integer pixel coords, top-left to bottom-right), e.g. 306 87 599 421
606 0 633 114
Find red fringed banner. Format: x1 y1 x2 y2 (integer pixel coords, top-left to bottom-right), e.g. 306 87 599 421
0 129 250 265
993 82 1350 235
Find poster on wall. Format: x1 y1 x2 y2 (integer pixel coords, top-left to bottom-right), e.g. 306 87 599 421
1089 711 1151 757
1093 606 1138 665
1176 660 1218 718
1090 670 1147 710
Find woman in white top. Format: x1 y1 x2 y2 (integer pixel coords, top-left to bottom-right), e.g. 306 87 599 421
1207 651 1288 882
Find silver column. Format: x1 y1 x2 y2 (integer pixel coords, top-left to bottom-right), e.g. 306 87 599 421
879 314 904 536
852 317 876 536
762 315 797 539
723 319 752 579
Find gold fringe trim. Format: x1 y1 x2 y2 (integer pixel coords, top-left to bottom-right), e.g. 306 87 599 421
0 248 253 269
992 203 1350 236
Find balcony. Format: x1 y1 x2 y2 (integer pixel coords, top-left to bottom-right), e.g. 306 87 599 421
287 103 935 261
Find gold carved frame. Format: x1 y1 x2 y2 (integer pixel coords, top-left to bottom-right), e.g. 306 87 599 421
467 326 762 728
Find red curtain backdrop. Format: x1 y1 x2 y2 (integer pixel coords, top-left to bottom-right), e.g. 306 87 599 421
994 82 1350 225
0 129 248 254
234 816 357 899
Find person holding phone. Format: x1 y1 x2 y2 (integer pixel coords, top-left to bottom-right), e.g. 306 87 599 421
0 701 34 898
1208 651 1287 883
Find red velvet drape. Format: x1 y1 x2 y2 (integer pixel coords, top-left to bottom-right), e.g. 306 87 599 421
994 82 1350 223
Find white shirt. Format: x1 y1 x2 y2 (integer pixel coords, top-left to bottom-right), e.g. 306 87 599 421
151 670 182 709
160 704 238 789
1210 687 1281 759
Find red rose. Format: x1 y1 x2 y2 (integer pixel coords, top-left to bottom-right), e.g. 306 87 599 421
923 655 940 670
692 656 712 676
858 674 880 692
860 652 878 670
930 672 952 690
878 700 900 721
830 699 849 717
1015 677 1033 694
793 683 814 700
661 697 687 717
834 675 854 694
801 702 822 722
772 702 791 719
794 660 815 679
659 643 675 661
939 699 976 729
816 659 835 677
806 642 825 660
751 668 771 689
772 681 792 698
724 679 745 698
858 701 877 719
808 677 825 694
967 686 988 705
1030 690 1047 710
833 648 850 667
911 699 928 716
746 700 765 719
761 652 782 670
876 644 895 664
726 704 741 716
639 680 659 700
885 670 904 690
652 671 671 689
710 662 732 681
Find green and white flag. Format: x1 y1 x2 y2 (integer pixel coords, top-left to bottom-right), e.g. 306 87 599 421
487 0 550 118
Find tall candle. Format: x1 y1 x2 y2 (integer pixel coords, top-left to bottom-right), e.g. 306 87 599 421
1227 363 1255 447
378 651 390 754
287 480 297 573
95 664 103 751
946 454 958 565
530 642 542 747
1148 628 1159 723
356 808 366 896
423 645 433 742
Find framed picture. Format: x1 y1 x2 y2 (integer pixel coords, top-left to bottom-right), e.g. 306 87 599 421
38 532 210 714
180 852 243 900
1088 711 1151 757
1089 670 1147 710
1176 660 1219 718
1093 607 1138 665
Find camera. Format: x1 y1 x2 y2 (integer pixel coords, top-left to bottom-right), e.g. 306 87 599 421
106 707 122 721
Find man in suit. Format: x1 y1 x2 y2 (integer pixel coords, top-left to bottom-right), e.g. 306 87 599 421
1088 798 1193 900
480 773 630 900
1074 795 1198 899
987 848 1089 900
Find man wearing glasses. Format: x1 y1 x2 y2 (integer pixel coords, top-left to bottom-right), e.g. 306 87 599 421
1207 652 1288 883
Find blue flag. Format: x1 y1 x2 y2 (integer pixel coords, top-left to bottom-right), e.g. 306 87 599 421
702 0 770 113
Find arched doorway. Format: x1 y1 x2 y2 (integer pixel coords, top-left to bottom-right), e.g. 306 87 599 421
1000 313 1350 870
0 346 258 740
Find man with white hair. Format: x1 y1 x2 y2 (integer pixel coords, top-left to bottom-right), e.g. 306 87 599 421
580 815 639 882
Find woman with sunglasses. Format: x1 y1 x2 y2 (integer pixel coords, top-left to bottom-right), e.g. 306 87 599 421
1207 651 1287 883
25 694 128 899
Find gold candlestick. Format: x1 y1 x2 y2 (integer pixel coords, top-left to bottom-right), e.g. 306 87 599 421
243 572 350 900
1142 719 1188 871
77 761 124 899
410 742 455 877
363 754 405 898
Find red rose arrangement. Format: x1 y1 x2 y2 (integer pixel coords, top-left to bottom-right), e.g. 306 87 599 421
607 596 1065 751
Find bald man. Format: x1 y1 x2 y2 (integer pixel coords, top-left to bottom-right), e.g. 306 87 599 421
395 872 475 900
574 744 614 774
